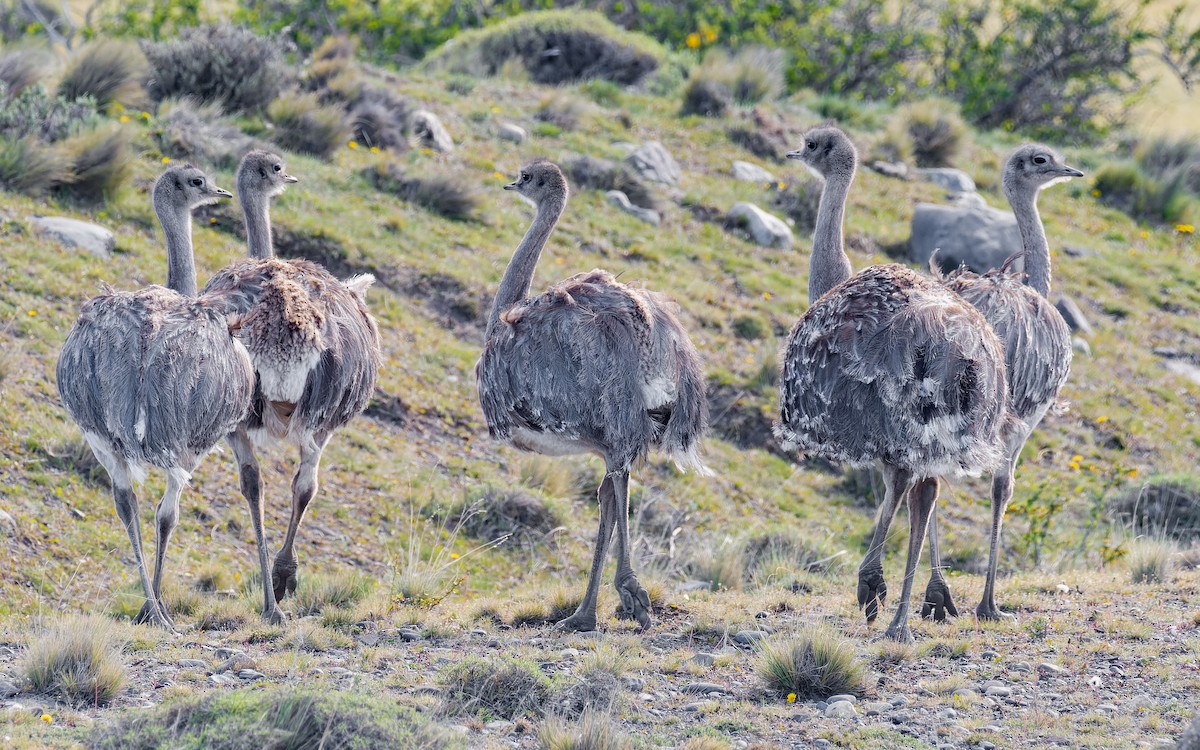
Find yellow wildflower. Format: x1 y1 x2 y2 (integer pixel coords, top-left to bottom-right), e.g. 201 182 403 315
685 32 701 49
786 693 797 703
118 115 130 123
348 140 359 149
1176 224 1195 234
141 111 150 120
450 552 460 560
777 181 786 190
161 156 171 164
370 146 380 154
493 171 506 180
1091 189 1101 198
1127 468 1139 479
27 309 36 317
1139 230 1149 239
491 106 501 113
1096 415 1108 423
763 292 772 300
40 714 52 723
703 28 717 43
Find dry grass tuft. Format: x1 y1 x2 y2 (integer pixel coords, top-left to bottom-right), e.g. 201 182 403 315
540 711 632 750
686 539 745 592
757 629 866 700
679 738 733 750
451 487 561 548
289 570 373 616
367 161 482 221
58 40 146 106
268 92 350 160
24 615 126 706
58 125 131 203
1127 538 1176 584
438 656 550 718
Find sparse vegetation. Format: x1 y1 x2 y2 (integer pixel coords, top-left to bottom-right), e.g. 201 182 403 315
680 78 731 118
1127 538 1176 583
687 47 786 109
451 487 561 548
890 99 967 168
368 161 482 220
268 92 350 160
142 24 287 114
540 711 632 750
757 629 866 700
154 98 263 168
439 656 550 719
24 615 126 706
58 126 132 202
58 40 146 106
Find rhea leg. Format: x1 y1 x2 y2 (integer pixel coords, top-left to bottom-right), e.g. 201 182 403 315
272 431 330 602
610 470 651 630
229 429 283 624
977 435 1024 620
921 506 959 621
555 475 617 632
884 476 937 642
858 464 910 624
141 465 191 629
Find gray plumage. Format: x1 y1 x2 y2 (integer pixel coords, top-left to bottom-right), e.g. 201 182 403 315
776 126 1009 642
56 165 252 630
200 150 381 624
920 143 1080 621
476 160 709 632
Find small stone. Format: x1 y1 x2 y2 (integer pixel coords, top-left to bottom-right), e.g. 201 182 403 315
985 686 1012 698
624 141 681 185
1037 662 1066 676
731 160 775 184
981 650 1000 660
498 123 527 144
1056 295 1094 336
813 740 832 749
411 110 454 153
980 742 996 750
981 724 1004 732
606 190 660 226
399 628 422 642
214 647 245 660
470 628 487 636
825 700 857 719
1056 583 1071 594
952 688 976 701
688 652 716 667
683 700 715 712
678 580 713 593
682 682 729 695
1013 662 1032 673
728 202 793 249
733 630 766 646
638 692 654 702
827 694 857 704
622 676 646 691
938 708 958 720
890 695 910 707
559 648 580 658
1129 694 1155 711
889 711 913 724
864 702 892 716
209 674 237 686
733 741 749 750
29 216 115 259
177 659 208 670
0 679 19 698
357 632 379 647
484 720 515 732
1096 703 1118 713
236 669 265 680
917 167 977 193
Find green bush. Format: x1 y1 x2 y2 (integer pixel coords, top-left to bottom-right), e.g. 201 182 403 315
426 10 664 86
368 161 481 221
731 314 768 341
757 629 866 700
1137 135 1200 197
891 99 966 168
0 83 100 143
58 40 147 106
0 138 70 194
154 98 264 168
680 77 731 117
58 126 132 202
268 92 350 160
536 93 588 131
100 0 202 41
142 24 288 114
1093 162 1192 225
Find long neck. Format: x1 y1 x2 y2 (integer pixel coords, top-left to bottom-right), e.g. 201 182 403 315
486 195 566 338
156 198 197 296
1008 186 1050 297
808 173 854 303
242 193 274 259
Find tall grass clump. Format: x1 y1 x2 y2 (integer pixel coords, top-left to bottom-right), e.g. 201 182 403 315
367 161 481 221
692 47 785 105
540 711 632 750
449 487 561 548
154 98 263 168
1127 539 1175 584
757 629 866 700
686 538 745 592
289 570 373 616
0 48 49 95
142 24 288 114
1136 135 1200 197
58 126 132 202
58 39 147 106
426 10 663 85
1093 162 1192 224
24 615 126 706
0 138 69 194
890 99 967 168
680 78 731 118
268 92 350 159
438 656 550 718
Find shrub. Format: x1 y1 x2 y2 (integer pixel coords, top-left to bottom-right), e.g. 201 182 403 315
142 24 288 114
562 154 658 211
892 99 966 168
268 92 350 160
540 712 632 750
0 83 100 143
731 314 768 341
368 161 481 221
549 666 623 719
24 615 126 706
757 629 866 700
289 571 373 616
58 126 131 203
1137 136 1200 196
773 175 824 233
1128 539 1176 584
0 48 49 95
691 47 785 107
349 87 411 151
438 656 550 718
1113 473 1200 540
87 688 457 749
1093 162 1192 225
742 529 839 585
728 124 790 163
451 487 561 548
680 78 731 118
0 138 69 194
536 94 587 131
426 10 664 86
154 98 264 168
58 40 147 106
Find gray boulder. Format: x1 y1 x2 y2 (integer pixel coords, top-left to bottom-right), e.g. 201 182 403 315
411 110 454 153
917 167 976 193
909 202 1022 274
729 202 792 249
498 123 527 144
0 508 13 536
606 190 660 226
870 160 909 180
1055 296 1093 337
731 160 775 184
30 216 114 259
625 141 681 185
1177 713 1200 750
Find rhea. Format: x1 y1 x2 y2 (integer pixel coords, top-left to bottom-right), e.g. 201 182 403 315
201 150 381 624
57 165 254 630
476 160 709 632
776 126 1009 642
921 144 1080 621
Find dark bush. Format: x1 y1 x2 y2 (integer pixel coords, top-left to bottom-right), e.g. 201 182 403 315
154 98 264 168
536 94 587 131
1137 136 1200 196
731 314 768 341
426 10 664 85
0 83 100 143
680 78 731 117
452 488 560 548
690 47 785 108
268 92 350 160
350 96 409 151
142 24 288 114
0 139 69 194
728 126 787 163
58 126 132 202
0 48 49 95
892 99 966 168
1093 162 1192 225
59 40 147 106
1112 474 1200 541
368 161 481 221
439 656 550 719
563 154 658 211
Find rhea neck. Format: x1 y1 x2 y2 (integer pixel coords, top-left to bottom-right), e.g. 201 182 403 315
154 192 197 297
486 190 567 338
808 169 855 303
241 188 274 259
1005 181 1051 298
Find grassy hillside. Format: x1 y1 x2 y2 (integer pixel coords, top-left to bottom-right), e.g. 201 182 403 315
0 16 1197 750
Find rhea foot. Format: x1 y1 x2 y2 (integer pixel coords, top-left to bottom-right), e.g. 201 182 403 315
857 568 887 624
134 598 175 631
883 621 914 644
553 610 597 633
920 577 959 621
271 554 298 602
975 600 1015 622
261 604 286 626
614 574 652 631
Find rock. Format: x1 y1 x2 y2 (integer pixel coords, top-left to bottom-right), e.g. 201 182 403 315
825 700 857 719
870 160 908 179
399 628 422 642
209 674 237 686
485 720 515 732
1037 662 1066 676
985 685 1012 698
889 710 913 724
827 694 857 704
732 160 775 184
917 167 977 193
559 648 580 658
937 708 959 720
1013 662 1033 673
909 202 1023 274
471 628 488 636
215 655 256 675
1055 296 1093 336
981 650 1000 660
0 509 15 536
622 676 646 691
625 141 681 185
1176 713 1200 750
606 190 660 226
952 688 977 701
814 740 833 749
1129 694 1155 711
411 110 454 153
678 580 712 593
733 630 766 646
413 685 441 696
177 659 208 670
1096 703 1118 713
890 695 911 707
236 669 265 680
728 202 793 249
688 652 716 668
498 123 527 144
638 692 654 702
214 647 245 661
683 700 716 712
1073 337 1092 357
0 678 19 698
682 682 729 695
864 701 892 715
29 216 114 259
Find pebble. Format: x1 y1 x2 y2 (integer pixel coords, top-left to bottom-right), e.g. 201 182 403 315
638 693 654 702
890 695 910 707
889 710 913 724
1012 662 1032 673
399 628 422 642
0 679 18 698
863 702 892 716
209 674 237 686
177 659 207 670
982 650 1000 660
0 509 15 536
952 688 976 700
688 652 716 667
981 724 1003 732
825 700 857 719
682 682 729 695
1096 703 1119 713
484 720 514 732
980 742 996 750
733 741 749 750
470 628 487 636
985 685 1012 698
237 669 265 680
937 708 958 720
559 648 579 658
733 630 766 645
683 700 715 712
214 647 245 660
1037 662 1066 676
498 123 527 144
622 676 646 691
827 694 857 704
813 740 832 749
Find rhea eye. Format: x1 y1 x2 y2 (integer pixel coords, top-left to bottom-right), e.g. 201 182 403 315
273 163 282 172
519 172 528 182
190 178 204 187
1033 155 1047 165
806 140 816 150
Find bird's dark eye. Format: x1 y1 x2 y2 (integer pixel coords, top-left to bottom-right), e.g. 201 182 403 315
806 140 816 150
1033 155 1047 165
273 163 282 172
519 172 528 182
190 178 204 187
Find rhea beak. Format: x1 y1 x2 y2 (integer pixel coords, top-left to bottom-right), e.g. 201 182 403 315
1060 165 1084 178
503 181 518 190
785 150 803 160
212 186 233 198
283 174 299 184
